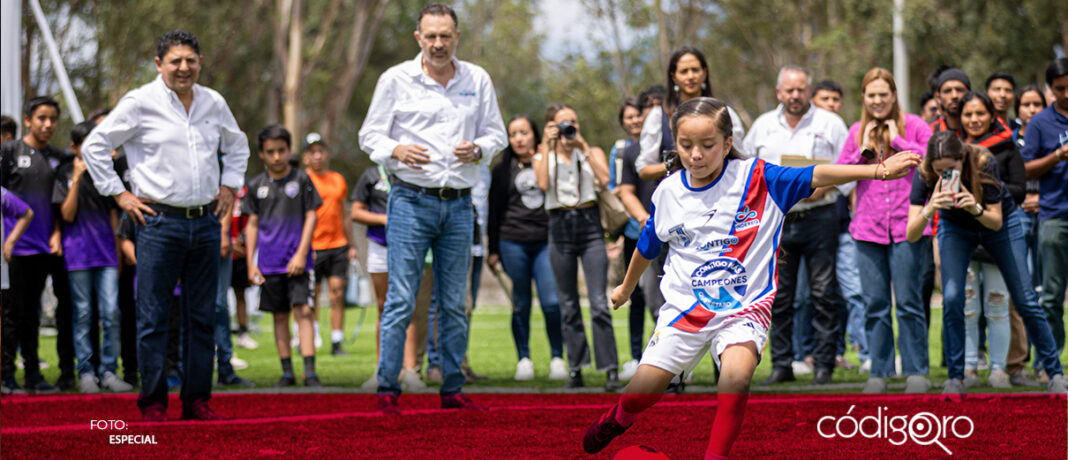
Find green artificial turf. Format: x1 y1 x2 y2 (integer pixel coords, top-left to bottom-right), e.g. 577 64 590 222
14 293 1068 393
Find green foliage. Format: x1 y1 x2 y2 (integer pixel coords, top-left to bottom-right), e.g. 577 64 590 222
19 0 1067 178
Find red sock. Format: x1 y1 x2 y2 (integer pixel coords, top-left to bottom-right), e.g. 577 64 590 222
613 402 637 426
705 392 749 457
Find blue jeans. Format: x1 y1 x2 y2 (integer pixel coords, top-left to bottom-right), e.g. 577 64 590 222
856 238 928 378
837 233 867 360
70 266 120 377
215 256 235 379
377 186 473 396
499 239 563 360
135 213 219 410
939 210 1063 380
1019 210 1042 289
963 261 1009 371
1038 218 1068 355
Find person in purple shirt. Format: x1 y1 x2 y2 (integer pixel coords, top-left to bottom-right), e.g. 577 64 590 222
1 187 33 395
0 96 75 394
1022 57 1068 356
243 125 322 388
52 120 133 394
836 68 933 394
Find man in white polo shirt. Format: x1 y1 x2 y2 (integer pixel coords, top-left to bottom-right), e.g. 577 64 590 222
358 3 506 414
743 66 848 386
82 30 249 421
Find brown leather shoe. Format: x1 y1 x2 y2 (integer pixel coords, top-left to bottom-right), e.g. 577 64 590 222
376 393 401 415
441 394 487 410
181 400 224 421
141 403 168 422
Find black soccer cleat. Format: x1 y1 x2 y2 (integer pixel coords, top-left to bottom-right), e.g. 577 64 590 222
583 404 631 454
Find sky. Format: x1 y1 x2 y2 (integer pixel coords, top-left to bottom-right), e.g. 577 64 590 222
536 0 633 60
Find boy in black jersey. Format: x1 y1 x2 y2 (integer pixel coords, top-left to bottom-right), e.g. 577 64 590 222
243 125 322 387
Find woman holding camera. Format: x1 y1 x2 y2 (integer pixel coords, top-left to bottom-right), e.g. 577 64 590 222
635 46 745 181
487 114 567 382
954 90 1027 388
534 103 620 390
906 131 1067 394
836 68 933 394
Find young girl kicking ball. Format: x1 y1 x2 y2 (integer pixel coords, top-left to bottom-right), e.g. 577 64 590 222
583 97 920 459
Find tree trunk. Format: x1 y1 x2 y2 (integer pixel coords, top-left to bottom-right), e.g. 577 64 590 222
283 0 303 142
655 0 670 75
318 0 389 146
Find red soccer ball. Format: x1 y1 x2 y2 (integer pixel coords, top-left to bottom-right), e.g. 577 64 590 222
612 445 671 460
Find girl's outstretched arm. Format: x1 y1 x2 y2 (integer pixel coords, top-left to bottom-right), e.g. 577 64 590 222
810 151 921 188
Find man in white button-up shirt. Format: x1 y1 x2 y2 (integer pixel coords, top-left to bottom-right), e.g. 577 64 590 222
82 30 249 422
743 66 848 387
359 3 505 414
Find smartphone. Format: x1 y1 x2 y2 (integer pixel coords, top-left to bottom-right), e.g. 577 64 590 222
940 169 961 194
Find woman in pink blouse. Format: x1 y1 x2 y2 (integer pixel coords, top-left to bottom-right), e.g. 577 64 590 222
836 67 933 394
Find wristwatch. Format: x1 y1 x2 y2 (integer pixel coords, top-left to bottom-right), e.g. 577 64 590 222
473 144 483 161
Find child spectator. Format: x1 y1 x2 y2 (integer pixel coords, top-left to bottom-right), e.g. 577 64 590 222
244 125 322 387
52 120 132 393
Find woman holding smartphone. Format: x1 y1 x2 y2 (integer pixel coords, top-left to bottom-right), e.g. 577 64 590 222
906 131 1066 395
957 90 1028 388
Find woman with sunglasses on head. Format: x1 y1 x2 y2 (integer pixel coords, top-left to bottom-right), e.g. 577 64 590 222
836 67 933 394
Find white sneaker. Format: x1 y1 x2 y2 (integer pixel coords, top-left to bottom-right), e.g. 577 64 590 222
235 332 259 350
548 357 568 380
515 358 535 381
859 359 871 373
100 372 133 392
79 374 100 394
791 360 813 375
230 356 249 370
399 368 426 391
619 360 639 380
361 373 379 391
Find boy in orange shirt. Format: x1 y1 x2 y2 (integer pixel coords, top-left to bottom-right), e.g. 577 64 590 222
303 133 358 355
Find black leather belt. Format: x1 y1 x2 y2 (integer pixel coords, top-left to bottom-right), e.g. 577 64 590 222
148 202 215 219
389 175 470 200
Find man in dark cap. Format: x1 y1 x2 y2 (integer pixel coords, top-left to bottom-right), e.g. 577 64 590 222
929 68 971 134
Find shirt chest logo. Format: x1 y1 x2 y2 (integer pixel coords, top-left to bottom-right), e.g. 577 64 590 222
691 257 748 312
17 155 31 168
459 90 477 97
668 223 694 247
735 206 760 230
284 181 299 198
256 186 270 199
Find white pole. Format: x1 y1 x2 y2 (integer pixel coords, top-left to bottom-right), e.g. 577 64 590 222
29 0 83 122
893 0 909 114
0 0 21 128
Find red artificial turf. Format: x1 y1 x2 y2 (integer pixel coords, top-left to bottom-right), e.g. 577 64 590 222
2 393 1064 459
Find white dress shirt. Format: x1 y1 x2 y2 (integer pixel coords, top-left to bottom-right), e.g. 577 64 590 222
742 103 849 211
635 105 747 172
358 53 507 189
82 75 249 207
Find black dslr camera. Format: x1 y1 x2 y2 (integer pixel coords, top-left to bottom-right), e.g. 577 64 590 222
557 121 578 139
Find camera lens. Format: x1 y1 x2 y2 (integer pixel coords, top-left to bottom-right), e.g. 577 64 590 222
557 121 577 139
